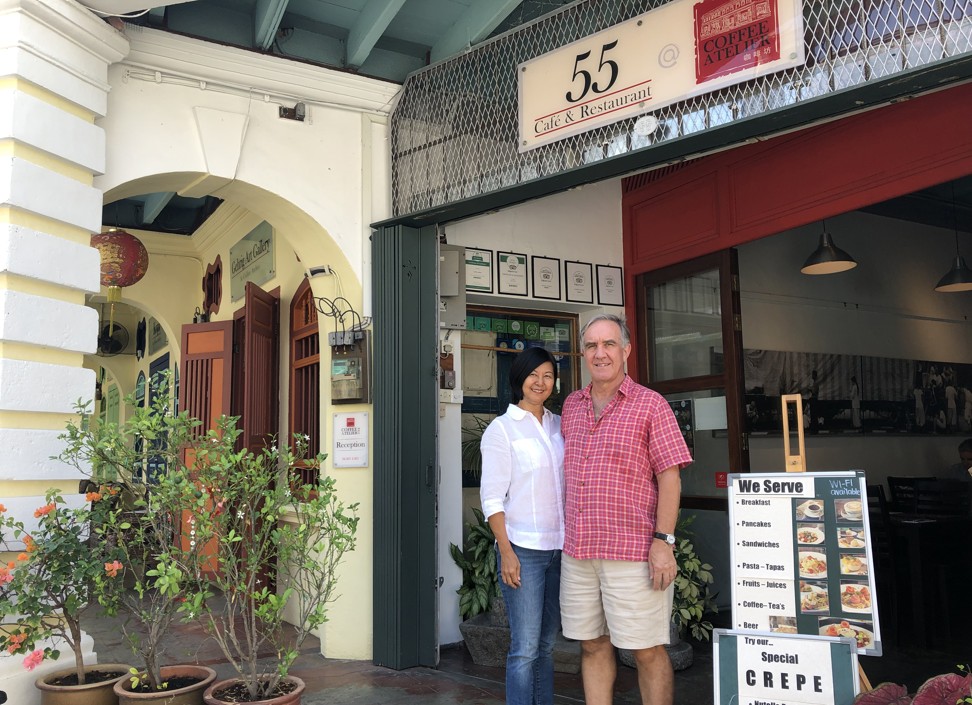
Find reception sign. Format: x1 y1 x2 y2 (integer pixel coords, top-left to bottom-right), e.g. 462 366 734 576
517 0 805 151
714 630 859 705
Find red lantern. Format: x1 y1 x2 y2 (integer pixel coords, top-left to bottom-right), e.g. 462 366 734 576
91 228 149 299
90 229 149 332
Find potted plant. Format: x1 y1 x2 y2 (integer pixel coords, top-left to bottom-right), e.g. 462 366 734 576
55 384 217 704
670 514 718 642
0 486 131 704
449 507 499 621
853 666 971 704
181 418 359 704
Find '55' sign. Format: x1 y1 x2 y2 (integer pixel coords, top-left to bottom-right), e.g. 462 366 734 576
565 40 620 103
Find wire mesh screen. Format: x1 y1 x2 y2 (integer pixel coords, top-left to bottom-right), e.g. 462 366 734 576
391 0 972 217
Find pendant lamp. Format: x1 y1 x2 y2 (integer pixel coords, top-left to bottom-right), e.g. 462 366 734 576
800 221 857 275
933 184 972 292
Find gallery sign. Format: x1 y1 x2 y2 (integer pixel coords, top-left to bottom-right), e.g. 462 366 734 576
230 221 274 301
517 0 805 151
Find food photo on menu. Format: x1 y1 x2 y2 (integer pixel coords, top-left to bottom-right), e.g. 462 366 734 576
839 553 868 576
796 523 825 545
835 498 864 522
798 547 828 578
769 616 798 634
839 581 872 613
799 580 830 613
795 498 825 520
819 617 875 649
837 526 866 548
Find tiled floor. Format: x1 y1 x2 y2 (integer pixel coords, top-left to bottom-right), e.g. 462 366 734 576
84 598 967 705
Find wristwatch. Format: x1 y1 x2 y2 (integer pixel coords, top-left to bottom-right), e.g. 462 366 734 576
653 531 676 545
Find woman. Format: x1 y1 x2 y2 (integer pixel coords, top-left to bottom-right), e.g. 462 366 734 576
480 346 565 705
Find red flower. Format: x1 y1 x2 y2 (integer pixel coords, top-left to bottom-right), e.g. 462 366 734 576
33 503 55 518
104 560 123 578
85 491 102 502
23 649 44 671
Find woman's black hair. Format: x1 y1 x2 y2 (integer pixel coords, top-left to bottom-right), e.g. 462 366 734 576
509 346 558 404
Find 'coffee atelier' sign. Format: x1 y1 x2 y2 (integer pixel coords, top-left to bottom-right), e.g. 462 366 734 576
728 471 882 656
517 0 804 151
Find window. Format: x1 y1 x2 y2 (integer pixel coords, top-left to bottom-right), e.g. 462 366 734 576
289 279 320 487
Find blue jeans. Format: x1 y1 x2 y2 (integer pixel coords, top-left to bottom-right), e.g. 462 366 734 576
498 544 561 705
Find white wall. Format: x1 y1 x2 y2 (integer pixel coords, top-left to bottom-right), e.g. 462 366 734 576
437 179 624 643
90 27 397 661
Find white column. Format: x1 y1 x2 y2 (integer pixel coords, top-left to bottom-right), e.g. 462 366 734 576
0 2 127 702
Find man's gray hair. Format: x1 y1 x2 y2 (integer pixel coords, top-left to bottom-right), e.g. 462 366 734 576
580 313 630 347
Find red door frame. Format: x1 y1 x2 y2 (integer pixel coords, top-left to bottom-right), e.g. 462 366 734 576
621 83 972 378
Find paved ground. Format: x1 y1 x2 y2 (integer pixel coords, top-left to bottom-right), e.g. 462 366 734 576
84 598 967 705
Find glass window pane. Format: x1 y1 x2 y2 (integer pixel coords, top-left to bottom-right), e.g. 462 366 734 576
648 268 724 381
663 389 729 499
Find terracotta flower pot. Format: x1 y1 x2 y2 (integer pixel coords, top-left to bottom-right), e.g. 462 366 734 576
34 662 132 705
202 676 305 705
113 664 218 705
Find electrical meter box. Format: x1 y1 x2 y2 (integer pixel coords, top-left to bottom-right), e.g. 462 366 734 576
330 331 370 404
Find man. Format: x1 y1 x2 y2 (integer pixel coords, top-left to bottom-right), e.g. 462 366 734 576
947 437 972 481
560 313 693 705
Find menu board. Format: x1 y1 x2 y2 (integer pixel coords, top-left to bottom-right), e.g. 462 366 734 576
728 472 882 656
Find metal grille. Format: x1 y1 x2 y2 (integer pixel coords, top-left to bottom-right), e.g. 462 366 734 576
391 0 972 217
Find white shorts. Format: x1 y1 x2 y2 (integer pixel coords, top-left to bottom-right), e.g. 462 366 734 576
560 553 674 650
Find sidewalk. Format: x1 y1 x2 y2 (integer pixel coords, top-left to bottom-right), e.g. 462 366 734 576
84 604 965 705
85 604 716 705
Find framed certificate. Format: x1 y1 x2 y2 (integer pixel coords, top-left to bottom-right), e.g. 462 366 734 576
596 264 624 306
564 260 593 303
465 248 493 293
497 251 529 296
531 256 561 300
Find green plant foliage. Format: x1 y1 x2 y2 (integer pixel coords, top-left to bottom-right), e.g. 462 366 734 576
671 514 718 641
449 508 499 620
460 416 491 480
183 419 360 701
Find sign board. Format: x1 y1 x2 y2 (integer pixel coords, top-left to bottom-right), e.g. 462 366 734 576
517 0 805 151
147 317 168 356
728 472 882 655
332 412 368 467
230 221 274 301
714 630 859 705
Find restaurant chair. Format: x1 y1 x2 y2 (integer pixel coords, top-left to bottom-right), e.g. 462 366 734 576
865 484 900 643
886 476 936 513
914 478 971 517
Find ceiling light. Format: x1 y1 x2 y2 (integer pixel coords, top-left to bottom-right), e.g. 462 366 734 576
934 183 972 292
800 222 857 275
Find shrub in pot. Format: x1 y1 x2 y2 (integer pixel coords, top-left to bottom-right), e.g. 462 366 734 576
181 418 359 703
853 667 971 705
0 486 130 694
56 382 218 701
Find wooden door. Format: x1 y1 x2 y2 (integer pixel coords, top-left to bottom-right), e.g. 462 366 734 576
178 320 233 574
242 281 279 453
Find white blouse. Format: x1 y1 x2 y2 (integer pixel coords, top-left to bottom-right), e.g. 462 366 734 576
480 404 565 551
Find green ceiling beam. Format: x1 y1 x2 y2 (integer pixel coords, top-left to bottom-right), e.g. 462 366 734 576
255 0 290 51
141 192 175 224
347 0 408 69
430 0 522 63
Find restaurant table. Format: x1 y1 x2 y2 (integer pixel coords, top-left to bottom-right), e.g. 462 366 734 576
888 513 972 648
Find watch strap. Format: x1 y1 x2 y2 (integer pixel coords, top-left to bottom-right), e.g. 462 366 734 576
653 531 676 545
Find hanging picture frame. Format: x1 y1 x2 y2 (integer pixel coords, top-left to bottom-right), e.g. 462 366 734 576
464 247 494 293
531 256 561 300
497 251 529 296
596 264 625 306
564 260 594 303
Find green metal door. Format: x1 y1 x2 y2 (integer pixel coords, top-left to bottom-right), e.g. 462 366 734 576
371 224 439 668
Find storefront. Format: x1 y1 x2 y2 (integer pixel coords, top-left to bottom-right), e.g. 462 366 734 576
374 0 972 668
